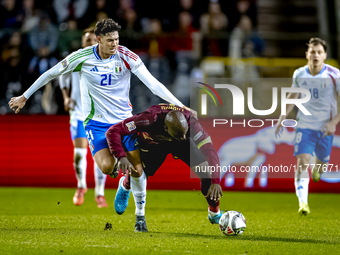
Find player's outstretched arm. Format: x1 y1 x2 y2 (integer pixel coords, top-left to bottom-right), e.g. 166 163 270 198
134 65 184 107
128 55 198 117
134 64 198 118
8 60 71 113
275 92 299 136
8 47 88 113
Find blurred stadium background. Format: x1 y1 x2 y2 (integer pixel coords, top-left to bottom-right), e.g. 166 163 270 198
1 0 340 192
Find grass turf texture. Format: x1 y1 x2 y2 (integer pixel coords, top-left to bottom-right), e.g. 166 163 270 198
0 188 339 255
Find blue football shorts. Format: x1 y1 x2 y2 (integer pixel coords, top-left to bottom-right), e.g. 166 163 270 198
84 119 138 156
294 128 333 162
70 119 87 140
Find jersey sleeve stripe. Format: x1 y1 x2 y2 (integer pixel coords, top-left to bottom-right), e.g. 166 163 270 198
118 50 138 61
118 49 138 61
69 49 93 61
69 51 92 62
69 52 92 63
69 52 93 64
69 49 93 59
124 50 138 59
118 46 138 58
328 74 337 89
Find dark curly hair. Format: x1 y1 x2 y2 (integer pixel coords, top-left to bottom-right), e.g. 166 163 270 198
94 18 121 37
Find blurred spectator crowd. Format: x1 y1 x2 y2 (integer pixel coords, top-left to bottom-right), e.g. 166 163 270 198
0 0 263 115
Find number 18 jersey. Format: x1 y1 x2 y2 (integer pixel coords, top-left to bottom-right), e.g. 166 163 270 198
292 64 340 131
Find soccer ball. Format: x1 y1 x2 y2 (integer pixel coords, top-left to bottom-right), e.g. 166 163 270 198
219 211 246 236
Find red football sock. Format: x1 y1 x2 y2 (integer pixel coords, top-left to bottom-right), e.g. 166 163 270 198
208 204 220 213
123 170 131 190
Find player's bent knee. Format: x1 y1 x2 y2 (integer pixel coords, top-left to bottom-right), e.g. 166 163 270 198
97 158 115 175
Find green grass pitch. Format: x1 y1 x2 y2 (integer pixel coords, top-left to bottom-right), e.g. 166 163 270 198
0 187 339 254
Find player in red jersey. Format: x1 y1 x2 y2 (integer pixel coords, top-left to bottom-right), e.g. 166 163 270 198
106 104 223 232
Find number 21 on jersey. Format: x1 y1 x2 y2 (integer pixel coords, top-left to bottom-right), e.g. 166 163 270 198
100 74 112 86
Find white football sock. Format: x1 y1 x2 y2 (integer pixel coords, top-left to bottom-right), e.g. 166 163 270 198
131 171 147 216
94 162 107 197
295 170 310 205
208 209 220 217
74 148 87 189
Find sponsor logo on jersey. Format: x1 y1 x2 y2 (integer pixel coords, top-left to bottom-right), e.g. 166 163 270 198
302 81 307 86
90 66 99 72
61 59 68 68
125 121 136 131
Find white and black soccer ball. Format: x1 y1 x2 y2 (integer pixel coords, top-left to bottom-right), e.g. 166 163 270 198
219 211 246 236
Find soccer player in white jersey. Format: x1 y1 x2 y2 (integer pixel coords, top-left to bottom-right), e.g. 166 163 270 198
275 38 340 215
9 19 192 230
59 28 108 208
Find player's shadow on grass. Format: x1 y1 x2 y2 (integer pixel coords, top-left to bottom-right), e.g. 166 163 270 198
164 232 338 244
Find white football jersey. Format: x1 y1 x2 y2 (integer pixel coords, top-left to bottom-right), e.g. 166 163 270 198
63 44 141 124
292 64 340 131
24 44 183 125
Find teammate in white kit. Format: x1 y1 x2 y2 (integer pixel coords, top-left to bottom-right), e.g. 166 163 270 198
275 38 340 215
59 28 108 208
9 19 191 229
